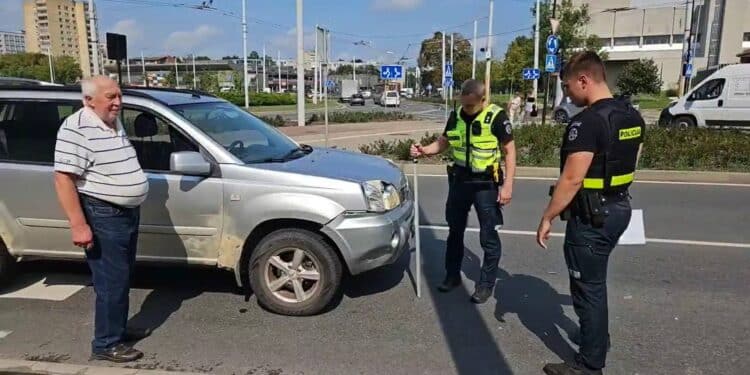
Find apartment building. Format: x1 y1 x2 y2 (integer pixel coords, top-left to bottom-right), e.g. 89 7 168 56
23 0 105 78
574 0 750 90
0 31 26 54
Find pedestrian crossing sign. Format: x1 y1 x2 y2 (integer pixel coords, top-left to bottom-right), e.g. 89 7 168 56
545 54 558 73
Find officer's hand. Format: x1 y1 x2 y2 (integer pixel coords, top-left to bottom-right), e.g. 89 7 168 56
536 217 551 250
410 144 424 158
498 185 512 206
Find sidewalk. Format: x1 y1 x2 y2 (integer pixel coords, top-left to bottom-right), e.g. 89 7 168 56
0 359 202 375
280 120 444 150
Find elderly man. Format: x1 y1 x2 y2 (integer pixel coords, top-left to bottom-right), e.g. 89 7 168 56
53 76 149 362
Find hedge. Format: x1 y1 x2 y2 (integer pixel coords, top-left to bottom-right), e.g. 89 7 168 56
359 125 750 172
218 91 296 106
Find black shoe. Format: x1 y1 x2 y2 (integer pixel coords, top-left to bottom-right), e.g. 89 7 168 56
90 344 144 363
437 276 462 292
543 361 602 375
123 327 152 342
470 286 493 304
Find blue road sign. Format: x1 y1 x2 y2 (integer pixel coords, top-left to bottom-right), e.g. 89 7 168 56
380 65 403 80
326 79 335 88
545 54 558 73
444 77 454 87
546 35 560 54
685 63 693 78
522 68 541 80
444 63 453 78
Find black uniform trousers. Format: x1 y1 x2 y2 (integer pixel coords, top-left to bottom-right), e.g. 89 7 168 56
444 171 503 289
563 197 631 370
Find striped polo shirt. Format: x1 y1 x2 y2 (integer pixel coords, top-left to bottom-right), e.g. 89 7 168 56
54 107 149 207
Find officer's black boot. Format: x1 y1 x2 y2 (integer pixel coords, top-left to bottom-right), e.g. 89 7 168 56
470 285 493 304
437 275 462 292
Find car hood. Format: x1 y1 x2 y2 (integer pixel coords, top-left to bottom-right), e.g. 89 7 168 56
252 148 406 187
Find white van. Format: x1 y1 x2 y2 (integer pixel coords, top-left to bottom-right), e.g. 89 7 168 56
660 64 750 128
382 90 400 107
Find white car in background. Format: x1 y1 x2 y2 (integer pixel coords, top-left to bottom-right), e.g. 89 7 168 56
382 91 400 107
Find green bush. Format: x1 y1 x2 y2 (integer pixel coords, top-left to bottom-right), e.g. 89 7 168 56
358 125 750 172
327 111 414 124
664 88 679 97
218 91 296 106
258 114 286 127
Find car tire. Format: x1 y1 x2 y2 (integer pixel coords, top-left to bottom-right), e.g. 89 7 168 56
673 115 696 129
554 110 569 124
0 240 16 287
248 228 342 316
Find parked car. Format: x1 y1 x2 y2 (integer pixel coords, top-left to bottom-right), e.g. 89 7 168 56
361 90 372 99
659 64 750 129
552 96 584 124
0 77 61 87
349 93 366 106
382 91 400 107
0 85 414 316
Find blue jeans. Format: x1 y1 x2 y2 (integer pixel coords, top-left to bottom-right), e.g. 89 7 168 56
445 174 503 288
563 199 631 370
80 195 140 354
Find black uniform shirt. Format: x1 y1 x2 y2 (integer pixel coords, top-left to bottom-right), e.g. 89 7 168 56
443 108 514 144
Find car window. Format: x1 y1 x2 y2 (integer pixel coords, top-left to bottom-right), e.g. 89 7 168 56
120 107 198 171
691 78 725 101
387 92 398 97
0 100 82 163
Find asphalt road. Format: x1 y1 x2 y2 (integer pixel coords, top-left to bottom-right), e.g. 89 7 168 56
1 178 749 375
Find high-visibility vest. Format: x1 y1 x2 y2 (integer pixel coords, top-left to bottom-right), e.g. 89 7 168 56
445 104 504 173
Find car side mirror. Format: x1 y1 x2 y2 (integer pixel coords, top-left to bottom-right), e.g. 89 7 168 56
170 151 211 176
686 93 695 101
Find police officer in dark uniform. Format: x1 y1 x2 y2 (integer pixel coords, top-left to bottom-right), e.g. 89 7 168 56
536 51 644 375
411 79 516 304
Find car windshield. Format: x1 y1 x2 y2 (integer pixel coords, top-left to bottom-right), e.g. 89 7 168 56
170 101 308 164
387 92 398 97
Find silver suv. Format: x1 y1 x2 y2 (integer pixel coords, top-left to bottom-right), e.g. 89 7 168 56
0 86 414 316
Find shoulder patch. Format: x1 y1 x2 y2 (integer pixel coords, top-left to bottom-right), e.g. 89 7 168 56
568 128 579 141
570 121 582 128
504 120 512 135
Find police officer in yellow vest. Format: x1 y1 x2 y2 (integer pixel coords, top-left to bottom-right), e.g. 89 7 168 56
411 79 516 304
537 52 644 375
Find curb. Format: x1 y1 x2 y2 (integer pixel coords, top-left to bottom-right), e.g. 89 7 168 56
396 164 750 184
0 359 202 375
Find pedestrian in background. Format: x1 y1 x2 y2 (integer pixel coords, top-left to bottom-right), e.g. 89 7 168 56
411 79 516 304
53 76 150 363
522 93 537 124
507 91 523 126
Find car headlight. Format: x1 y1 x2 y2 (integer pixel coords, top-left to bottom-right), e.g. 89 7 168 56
362 180 401 212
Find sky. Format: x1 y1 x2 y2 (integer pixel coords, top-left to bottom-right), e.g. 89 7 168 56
0 0 538 65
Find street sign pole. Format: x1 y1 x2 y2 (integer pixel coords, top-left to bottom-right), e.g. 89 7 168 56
413 160 421 298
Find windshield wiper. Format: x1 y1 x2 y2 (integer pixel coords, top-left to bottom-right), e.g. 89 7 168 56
250 145 312 164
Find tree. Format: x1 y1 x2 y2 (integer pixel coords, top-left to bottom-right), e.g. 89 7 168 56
248 51 260 60
533 0 604 62
222 55 240 60
498 36 535 94
194 56 211 61
197 72 219 92
417 32 473 89
0 53 82 84
616 59 662 95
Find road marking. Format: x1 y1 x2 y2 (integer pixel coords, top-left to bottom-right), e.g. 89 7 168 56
406 174 750 187
419 225 750 249
0 330 11 339
0 274 87 301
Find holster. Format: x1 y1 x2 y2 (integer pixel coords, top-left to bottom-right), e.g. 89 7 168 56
549 186 609 227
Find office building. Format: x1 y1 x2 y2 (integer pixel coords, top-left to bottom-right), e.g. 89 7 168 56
0 31 26 54
23 0 105 78
574 0 750 90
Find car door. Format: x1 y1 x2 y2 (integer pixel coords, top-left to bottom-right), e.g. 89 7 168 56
0 99 83 257
120 106 223 264
686 78 726 127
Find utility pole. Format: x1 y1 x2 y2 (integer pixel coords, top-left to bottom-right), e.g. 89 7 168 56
192 53 196 90
296 0 305 127
263 44 267 92
313 26 318 104
484 0 494 103
533 0 540 99
472 19 478 79
278 50 282 93
450 33 454 102
442 31 447 122
141 51 146 87
47 49 55 84
541 0 558 126
323 28 329 147
242 0 249 108
353 56 356 81
126 57 131 84
683 0 696 94
88 0 100 76
174 57 179 88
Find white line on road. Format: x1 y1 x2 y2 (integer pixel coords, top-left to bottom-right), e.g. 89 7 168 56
420 225 750 249
406 174 750 187
0 330 11 339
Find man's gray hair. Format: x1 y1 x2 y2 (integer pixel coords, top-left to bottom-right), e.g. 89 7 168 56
80 77 98 99
461 79 485 97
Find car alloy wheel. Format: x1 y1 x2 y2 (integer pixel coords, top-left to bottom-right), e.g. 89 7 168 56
263 247 321 304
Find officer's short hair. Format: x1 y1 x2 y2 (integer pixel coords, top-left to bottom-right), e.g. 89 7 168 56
461 79 485 98
562 51 607 83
